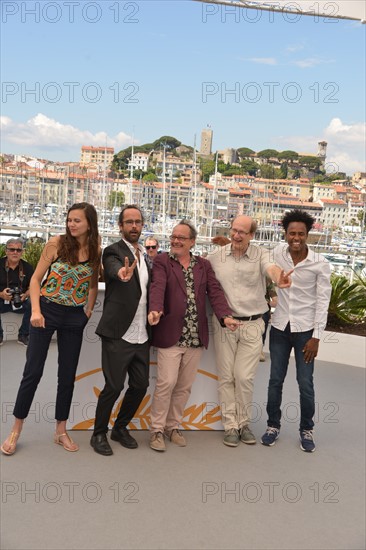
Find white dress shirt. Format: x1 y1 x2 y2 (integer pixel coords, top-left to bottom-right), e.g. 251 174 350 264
271 243 331 339
122 241 149 344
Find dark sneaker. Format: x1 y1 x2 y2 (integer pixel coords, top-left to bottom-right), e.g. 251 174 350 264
240 425 256 444
261 427 280 446
17 335 29 346
0 335 3 346
300 430 315 452
223 428 240 447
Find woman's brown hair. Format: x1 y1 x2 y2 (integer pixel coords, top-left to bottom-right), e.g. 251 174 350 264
57 202 100 269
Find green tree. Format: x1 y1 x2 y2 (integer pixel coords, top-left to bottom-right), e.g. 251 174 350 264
259 164 281 179
298 156 323 171
221 166 244 177
152 136 181 151
257 149 279 160
240 159 260 176
200 159 216 182
278 150 299 161
237 147 255 158
280 162 288 179
142 173 156 182
108 191 125 209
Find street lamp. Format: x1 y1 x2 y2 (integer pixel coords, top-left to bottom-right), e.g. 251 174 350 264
160 142 168 235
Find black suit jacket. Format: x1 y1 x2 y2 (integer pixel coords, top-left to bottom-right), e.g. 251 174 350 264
96 240 151 340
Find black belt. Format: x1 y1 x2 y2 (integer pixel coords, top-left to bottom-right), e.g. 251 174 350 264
233 314 263 321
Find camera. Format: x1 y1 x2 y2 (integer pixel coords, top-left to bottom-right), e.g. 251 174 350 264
9 287 23 308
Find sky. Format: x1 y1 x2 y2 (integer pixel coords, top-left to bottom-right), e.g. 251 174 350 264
1 0 365 175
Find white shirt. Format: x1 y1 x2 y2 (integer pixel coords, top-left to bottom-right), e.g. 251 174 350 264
271 243 331 339
122 241 149 344
207 243 273 317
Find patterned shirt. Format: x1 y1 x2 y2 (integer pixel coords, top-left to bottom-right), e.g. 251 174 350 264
41 259 93 307
169 253 201 348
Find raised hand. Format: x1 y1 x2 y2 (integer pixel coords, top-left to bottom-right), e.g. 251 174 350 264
118 257 138 282
277 269 293 288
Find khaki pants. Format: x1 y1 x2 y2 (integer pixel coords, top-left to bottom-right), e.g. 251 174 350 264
150 345 203 433
212 315 264 431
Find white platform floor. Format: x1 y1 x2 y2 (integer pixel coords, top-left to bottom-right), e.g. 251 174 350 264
1 341 365 550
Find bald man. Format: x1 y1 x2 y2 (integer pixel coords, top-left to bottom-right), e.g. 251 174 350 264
207 215 292 447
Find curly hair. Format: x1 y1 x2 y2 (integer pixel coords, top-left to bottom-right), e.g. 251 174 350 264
57 202 100 269
282 209 315 233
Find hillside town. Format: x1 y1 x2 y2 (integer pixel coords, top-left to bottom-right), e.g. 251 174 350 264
1 129 365 241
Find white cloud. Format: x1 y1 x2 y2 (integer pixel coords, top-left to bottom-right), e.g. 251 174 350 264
324 117 365 143
248 57 277 65
291 57 335 68
286 44 305 53
0 113 134 151
276 118 366 175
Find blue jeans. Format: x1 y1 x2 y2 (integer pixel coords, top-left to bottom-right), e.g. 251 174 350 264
0 298 31 337
267 324 315 431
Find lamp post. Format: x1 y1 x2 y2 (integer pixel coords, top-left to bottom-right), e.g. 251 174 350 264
209 151 218 239
160 142 168 235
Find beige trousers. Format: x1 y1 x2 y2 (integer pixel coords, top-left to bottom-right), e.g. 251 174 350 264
150 345 203 433
212 315 264 431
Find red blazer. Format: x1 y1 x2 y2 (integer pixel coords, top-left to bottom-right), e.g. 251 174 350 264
149 253 232 349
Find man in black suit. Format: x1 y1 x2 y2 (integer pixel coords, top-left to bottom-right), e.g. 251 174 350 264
91 205 150 456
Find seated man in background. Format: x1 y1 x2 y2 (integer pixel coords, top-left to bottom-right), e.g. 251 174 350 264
0 238 34 346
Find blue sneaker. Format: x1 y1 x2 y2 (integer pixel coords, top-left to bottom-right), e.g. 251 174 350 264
261 427 280 446
300 430 315 452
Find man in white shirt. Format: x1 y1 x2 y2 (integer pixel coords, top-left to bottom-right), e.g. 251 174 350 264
91 205 150 456
261 209 331 452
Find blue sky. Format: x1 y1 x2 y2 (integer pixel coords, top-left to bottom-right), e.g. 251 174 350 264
1 0 365 174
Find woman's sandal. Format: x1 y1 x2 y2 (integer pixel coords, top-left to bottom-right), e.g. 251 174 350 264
1 431 20 455
54 432 79 452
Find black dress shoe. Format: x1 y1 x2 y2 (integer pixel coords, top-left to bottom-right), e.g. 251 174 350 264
110 427 138 449
90 434 113 455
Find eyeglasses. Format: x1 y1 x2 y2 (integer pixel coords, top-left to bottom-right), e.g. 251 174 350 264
230 228 251 237
123 219 143 226
6 248 23 253
145 245 157 250
169 235 191 242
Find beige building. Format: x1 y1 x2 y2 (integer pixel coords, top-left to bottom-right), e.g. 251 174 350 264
80 146 114 168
